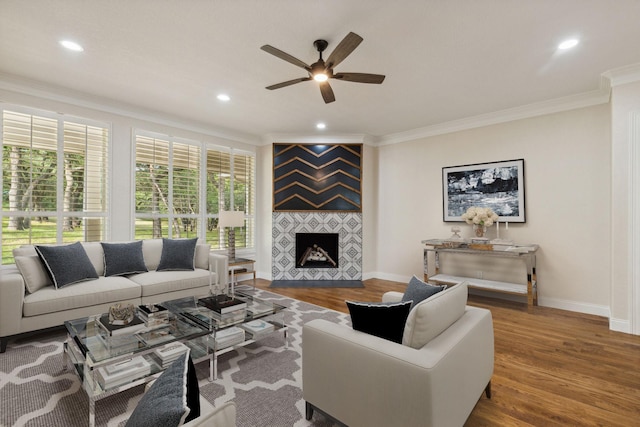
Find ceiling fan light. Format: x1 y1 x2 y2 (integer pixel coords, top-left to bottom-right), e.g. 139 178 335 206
314 73 328 82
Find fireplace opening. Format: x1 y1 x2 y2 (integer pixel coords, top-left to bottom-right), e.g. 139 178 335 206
295 233 339 269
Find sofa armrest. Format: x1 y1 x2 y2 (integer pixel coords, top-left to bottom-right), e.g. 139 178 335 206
0 269 26 338
208 253 229 292
302 307 494 427
382 291 403 303
183 401 236 427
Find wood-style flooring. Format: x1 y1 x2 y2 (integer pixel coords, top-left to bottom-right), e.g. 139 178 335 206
242 277 640 426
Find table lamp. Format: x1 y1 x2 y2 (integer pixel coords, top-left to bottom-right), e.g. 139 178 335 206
218 210 245 260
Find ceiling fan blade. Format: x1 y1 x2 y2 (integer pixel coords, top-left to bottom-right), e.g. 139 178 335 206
261 45 311 71
266 77 312 90
325 32 363 69
319 81 335 103
333 73 386 84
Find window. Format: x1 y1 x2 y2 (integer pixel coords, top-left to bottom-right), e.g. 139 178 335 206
1 107 109 264
135 130 255 251
134 133 200 239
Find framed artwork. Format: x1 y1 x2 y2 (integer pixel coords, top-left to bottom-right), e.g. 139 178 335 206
442 159 526 222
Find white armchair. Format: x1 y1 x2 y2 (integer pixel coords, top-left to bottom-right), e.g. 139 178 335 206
302 282 494 427
183 400 236 427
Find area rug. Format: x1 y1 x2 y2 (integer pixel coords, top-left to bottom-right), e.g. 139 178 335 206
0 290 351 427
269 280 363 288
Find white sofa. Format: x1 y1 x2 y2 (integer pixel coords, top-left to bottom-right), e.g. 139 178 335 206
302 282 494 427
0 239 229 352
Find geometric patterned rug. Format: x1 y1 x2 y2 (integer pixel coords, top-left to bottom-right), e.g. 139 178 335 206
0 289 350 426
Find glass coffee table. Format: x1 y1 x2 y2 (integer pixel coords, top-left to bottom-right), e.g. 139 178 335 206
64 291 287 426
162 290 288 380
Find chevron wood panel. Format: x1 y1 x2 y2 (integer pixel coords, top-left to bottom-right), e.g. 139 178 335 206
273 143 362 212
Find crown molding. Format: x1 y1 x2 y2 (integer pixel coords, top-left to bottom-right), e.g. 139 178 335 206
601 63 640 87
375 87 611 146
262 133 371 145
0 72 260 146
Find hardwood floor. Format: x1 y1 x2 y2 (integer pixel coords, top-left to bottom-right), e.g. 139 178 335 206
245 277 640 426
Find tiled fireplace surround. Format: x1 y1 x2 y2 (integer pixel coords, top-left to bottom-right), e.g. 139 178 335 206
272 212 363 281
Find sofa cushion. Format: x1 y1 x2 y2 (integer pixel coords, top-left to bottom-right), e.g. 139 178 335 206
402 281 468 349
14 255 53 293
142 239 163 271
346 300 413 344
125 352 200 427
22 276 141 317
129 269 210 297
194 244 211 270
402 275 446 309
81 242 106 276
157 238 198 271
35 242 99 289
101 241 148 276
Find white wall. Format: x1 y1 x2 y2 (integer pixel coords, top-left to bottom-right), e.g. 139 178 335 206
374 105 612 316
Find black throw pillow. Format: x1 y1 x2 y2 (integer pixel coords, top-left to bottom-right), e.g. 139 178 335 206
346 300 413 344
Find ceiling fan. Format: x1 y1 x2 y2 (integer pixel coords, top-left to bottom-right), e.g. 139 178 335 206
260 32 385 104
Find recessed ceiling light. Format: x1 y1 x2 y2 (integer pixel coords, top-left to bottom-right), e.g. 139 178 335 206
316 123 326 130
558 39 579 50
60 40 84 52
217 94 230 102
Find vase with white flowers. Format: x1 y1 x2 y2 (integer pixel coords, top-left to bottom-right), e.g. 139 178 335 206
461 206 499 238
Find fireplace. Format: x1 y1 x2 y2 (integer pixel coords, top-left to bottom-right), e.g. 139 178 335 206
295 233 339 269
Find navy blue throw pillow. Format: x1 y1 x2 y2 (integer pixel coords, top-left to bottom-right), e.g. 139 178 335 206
35 242 99 289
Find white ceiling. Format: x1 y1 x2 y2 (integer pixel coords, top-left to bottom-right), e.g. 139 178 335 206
1 0 640 145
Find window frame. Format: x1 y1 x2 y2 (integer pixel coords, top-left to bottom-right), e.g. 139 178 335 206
0 104 111 264
133 129 255 252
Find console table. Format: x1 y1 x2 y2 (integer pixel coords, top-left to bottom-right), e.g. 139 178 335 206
421 239 539 310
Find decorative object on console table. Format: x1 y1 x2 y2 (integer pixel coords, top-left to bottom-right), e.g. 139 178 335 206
461 206 498 239
218 210 245 260
442 159 526 223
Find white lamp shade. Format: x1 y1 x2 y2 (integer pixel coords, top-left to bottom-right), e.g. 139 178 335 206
218 210 245 228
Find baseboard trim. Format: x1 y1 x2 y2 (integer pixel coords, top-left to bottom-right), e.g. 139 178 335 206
609 317 632 334
536 296 610 318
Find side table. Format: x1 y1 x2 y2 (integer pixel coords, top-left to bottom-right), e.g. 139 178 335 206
228 258 256 293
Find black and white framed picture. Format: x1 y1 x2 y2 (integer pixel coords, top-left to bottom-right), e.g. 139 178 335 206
442 159 526 222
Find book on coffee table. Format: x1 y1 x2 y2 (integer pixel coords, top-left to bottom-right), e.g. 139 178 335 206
198 294 247 314
97 355 151 389
153 342 190 368
213 327 245 350
241 319 275 339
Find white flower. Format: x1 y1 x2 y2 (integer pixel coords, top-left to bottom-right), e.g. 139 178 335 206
462 206 499 227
